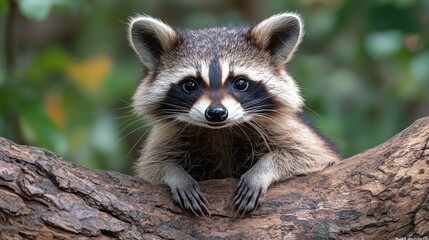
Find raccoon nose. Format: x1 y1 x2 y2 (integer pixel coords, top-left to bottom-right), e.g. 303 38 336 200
205 104 228 122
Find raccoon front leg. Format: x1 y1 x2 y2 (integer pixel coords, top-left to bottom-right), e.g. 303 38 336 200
163 163 210 217
233 149 335 215
232 153 280 215
137 156 210 216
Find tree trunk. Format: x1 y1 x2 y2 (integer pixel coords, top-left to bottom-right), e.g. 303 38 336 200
1 118 428 240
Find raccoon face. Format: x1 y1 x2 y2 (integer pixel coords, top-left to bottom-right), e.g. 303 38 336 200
129 13 304 128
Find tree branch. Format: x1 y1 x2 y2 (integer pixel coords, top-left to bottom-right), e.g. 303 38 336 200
1 117 428 239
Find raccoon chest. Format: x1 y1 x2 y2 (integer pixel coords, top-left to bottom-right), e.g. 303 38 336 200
179 132 261 180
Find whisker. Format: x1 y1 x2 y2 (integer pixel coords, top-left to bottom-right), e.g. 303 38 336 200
236 124 256 169
246 121 272 153
85 105 134 114
124 130 146 161
304 106 322 119
117 118 144 137
111 124 147 149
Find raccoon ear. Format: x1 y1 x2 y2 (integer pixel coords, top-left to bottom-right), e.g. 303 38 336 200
250 13 303 67
128 15 178 70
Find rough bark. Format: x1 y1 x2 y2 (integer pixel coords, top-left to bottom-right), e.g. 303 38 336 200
0 118 428 240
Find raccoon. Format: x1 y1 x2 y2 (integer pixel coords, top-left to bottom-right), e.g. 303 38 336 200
128 13 342 216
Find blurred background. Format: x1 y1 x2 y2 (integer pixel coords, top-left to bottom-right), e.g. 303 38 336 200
0 0 428 174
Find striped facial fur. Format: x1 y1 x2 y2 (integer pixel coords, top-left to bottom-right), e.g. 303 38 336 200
129 14 304 129
128 13 343 217
153 58 287 129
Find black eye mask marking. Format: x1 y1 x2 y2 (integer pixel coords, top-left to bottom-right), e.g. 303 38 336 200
156 78 205 116
228 76 277 113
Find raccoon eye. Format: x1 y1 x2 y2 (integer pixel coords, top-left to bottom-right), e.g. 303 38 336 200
232 77 249 91
182 78 199 93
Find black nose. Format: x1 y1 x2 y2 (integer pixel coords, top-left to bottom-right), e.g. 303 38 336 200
205 104 228 122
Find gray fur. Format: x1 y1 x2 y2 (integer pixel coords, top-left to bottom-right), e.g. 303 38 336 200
128 13 341 217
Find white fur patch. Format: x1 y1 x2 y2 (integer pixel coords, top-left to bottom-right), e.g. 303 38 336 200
231 65 265 82
184 95 247 129
186 96 211 126
221 96 246 122
200 61 210 86
220 60 230 85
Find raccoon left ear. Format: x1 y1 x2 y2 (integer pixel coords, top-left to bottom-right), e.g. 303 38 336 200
250 13 303 67
128 15 178 70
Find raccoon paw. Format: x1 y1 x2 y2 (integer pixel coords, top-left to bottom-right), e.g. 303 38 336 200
232 176 267 217
170 179 210 217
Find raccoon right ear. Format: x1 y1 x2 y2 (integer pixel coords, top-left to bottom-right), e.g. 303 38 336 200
250 13 304 67
128 15 178 70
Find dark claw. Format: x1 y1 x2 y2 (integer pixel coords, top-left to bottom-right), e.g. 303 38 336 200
171 182 210 217
233 184 248 204
190 185 210 215
172 189 184 209
179 189 198 216
187 188 205 216
234 179 244 194
232 179 266 217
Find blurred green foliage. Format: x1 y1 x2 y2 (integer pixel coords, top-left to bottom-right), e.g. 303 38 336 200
0 0 428 174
